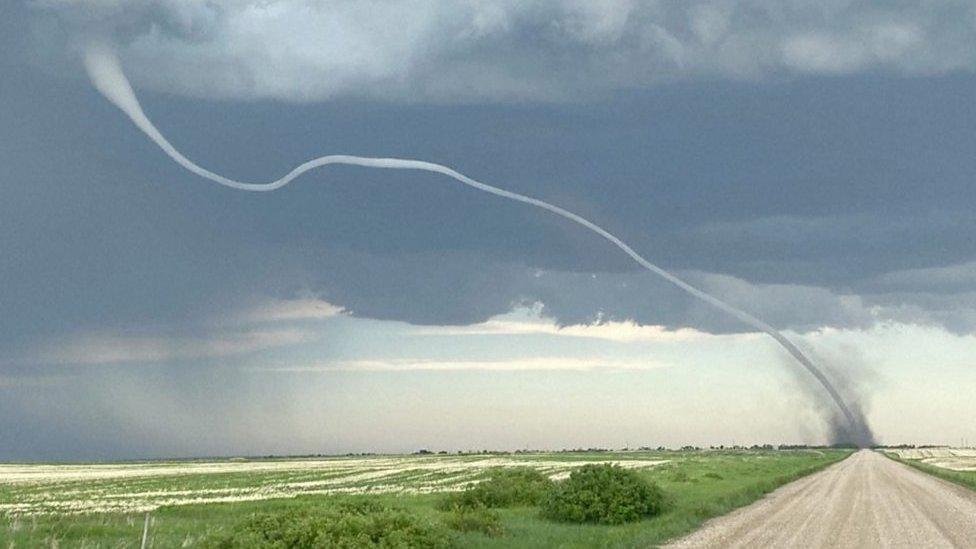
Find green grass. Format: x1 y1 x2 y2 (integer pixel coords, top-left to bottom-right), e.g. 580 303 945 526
883 452 976 492
0 449 851 548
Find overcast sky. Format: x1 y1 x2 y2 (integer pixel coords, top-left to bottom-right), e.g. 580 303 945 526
3 1 976 460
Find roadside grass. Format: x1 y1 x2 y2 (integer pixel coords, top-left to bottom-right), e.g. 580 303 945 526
883 452 976 492
0 449 851 548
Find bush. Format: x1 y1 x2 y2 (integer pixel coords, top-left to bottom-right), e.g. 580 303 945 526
201 500 454 548
438 467 553 510
443 505 504 537
541 464 667 525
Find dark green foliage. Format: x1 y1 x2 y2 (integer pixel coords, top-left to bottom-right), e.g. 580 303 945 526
443 505 504 537
438 467 553 510
201 500 453 548
541 464 667 525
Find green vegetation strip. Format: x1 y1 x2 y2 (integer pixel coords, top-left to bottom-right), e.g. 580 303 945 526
883 453 976 492
1 449 851 548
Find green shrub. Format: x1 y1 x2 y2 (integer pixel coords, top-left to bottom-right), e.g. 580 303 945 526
438 467 553 510
201 500 454 548
541 464 667 525
443 505 504 537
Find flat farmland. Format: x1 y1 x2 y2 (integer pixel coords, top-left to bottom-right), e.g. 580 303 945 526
886 447 976 471
885 447 976 493
0 449 850 548
0 455 671 516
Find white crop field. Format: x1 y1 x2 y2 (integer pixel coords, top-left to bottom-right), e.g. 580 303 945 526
0 454 668 516
886 447 976 471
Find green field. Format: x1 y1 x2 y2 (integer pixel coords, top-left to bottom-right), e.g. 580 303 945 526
1 449 851 548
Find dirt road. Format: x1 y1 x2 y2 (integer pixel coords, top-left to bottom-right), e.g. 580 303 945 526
665 450 976 548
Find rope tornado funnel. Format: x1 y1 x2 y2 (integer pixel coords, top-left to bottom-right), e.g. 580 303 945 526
82 42 873 447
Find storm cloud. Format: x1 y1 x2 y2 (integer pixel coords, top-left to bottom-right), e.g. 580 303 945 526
5 1 976 456
29 0 976 102
6 23 976 346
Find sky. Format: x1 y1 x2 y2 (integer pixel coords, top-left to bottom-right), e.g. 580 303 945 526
3 1 976 460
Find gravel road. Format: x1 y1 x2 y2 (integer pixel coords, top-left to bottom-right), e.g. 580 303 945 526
665 450 976 548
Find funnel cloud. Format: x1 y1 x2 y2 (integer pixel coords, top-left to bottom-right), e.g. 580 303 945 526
82 42 873 446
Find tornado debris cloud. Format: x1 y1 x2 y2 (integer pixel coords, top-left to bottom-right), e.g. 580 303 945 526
83 42 874 447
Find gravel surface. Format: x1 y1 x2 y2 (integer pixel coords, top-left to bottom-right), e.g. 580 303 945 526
665 450 976 548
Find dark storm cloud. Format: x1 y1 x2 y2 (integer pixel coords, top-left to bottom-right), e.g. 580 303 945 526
7 2 976 459
5 1 976 364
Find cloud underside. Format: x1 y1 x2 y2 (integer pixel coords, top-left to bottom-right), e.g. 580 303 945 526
304 245 976 336
21 295 707 369
34 0 976 102
21 248 976 371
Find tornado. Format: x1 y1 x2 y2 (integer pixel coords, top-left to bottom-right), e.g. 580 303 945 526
82 42 873 447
